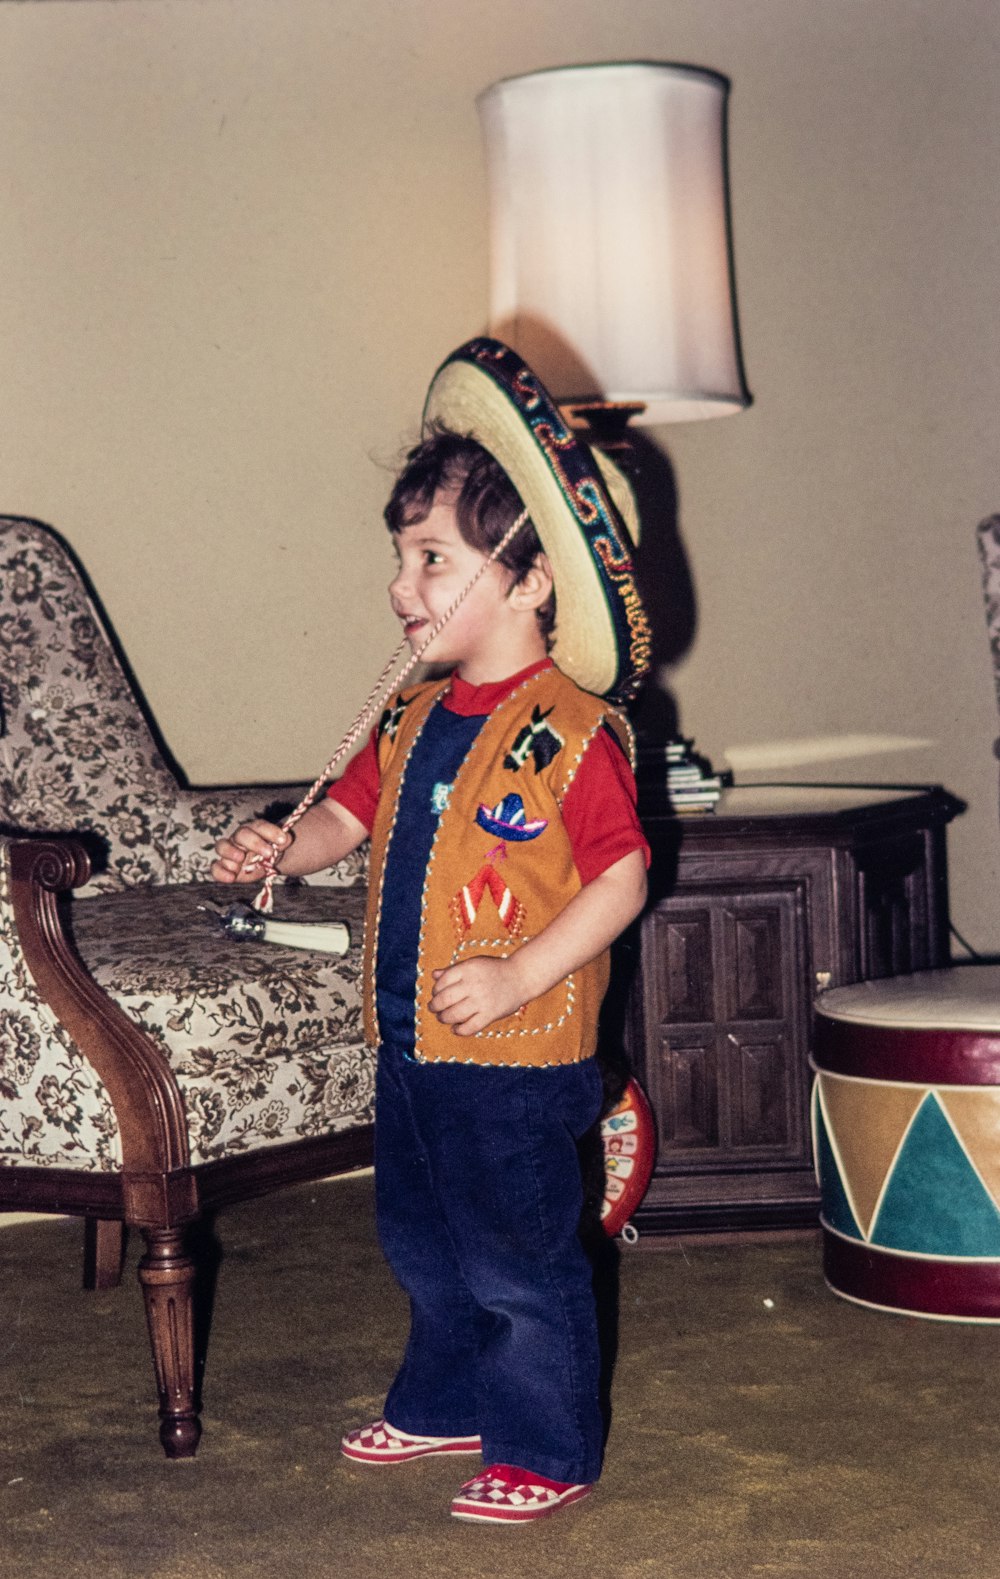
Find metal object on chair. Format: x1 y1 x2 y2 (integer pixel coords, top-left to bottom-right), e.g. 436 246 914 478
218 902 350 955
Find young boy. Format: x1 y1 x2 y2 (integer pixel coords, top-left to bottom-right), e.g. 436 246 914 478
212 339 651 1524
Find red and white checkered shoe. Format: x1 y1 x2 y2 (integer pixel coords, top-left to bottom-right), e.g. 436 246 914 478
341 1418 482 1465
450 1463 592 1523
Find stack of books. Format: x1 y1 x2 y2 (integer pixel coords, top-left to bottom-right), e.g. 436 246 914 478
638 737 733 814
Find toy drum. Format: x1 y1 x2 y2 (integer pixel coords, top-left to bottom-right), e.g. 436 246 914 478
813 966 1000 1321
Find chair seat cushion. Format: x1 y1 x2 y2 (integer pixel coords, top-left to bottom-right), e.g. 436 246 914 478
816 965 1000 1032
68 882 374 1167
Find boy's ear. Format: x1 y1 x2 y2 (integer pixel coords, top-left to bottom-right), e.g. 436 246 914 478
508 552 554 612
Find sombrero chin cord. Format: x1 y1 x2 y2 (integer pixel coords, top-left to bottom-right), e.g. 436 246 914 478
247 509 530 913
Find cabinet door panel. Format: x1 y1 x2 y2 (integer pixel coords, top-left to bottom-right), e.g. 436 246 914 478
727 1033 800 1152
651 908 713 1023
724 905 785 1021
656 1033 719 1150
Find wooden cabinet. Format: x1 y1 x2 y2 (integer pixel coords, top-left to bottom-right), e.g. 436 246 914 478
623 785 960 1235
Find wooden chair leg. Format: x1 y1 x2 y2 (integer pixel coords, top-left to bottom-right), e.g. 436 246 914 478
138 1227 202 1459
83 1218 125 1290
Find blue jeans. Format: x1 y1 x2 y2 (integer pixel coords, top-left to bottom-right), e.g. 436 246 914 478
374 1039 605 1484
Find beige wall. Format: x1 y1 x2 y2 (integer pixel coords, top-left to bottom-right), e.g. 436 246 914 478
2 0 998 947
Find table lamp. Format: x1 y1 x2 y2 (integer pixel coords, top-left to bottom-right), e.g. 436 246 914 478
477 61 751 807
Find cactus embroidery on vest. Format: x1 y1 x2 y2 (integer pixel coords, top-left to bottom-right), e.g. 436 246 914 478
451 844 527 939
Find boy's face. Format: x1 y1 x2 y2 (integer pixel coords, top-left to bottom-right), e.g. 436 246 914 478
388 494 544 683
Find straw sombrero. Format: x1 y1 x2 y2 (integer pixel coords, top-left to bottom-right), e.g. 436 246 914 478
422 338 651 702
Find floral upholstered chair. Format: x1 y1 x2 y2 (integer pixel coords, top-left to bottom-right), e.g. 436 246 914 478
0 514 366 891
0 515 374 1457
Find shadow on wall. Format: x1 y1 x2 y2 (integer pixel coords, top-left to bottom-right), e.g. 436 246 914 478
621 429 696 744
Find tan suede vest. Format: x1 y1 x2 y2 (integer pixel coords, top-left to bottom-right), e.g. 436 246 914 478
361 666 633 1067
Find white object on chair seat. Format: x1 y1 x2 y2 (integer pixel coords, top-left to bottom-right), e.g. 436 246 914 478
258 919 349 955
817 966 1000 1032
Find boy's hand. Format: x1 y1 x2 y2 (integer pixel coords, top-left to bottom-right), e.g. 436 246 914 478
429 958 526 1036
211 820 291 884
428 851 649 1038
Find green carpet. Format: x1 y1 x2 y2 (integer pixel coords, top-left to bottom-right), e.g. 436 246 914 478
2 1173 999 1578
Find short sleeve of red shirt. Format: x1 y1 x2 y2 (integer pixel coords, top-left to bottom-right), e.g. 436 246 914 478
562 724 650 885
326 729 380 834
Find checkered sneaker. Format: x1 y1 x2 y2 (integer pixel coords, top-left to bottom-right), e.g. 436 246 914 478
341 1418 482 1465
450 1463 592 1523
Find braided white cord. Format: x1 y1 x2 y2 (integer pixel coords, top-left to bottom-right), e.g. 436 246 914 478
250 508 530 911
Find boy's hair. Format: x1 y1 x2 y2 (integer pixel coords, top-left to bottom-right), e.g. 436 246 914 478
385 427 556 645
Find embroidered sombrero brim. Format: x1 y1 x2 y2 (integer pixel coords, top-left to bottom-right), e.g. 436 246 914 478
475 796 548 841
423 338 651 701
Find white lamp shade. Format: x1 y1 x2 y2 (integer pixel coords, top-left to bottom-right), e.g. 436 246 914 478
477 63 750 425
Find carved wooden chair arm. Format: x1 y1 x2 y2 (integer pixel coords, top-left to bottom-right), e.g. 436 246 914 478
5 833 195 1226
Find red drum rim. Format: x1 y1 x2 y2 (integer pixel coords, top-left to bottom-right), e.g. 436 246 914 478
814 1015 1000 1087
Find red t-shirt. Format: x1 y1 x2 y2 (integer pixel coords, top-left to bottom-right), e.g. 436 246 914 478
327 658 649 884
